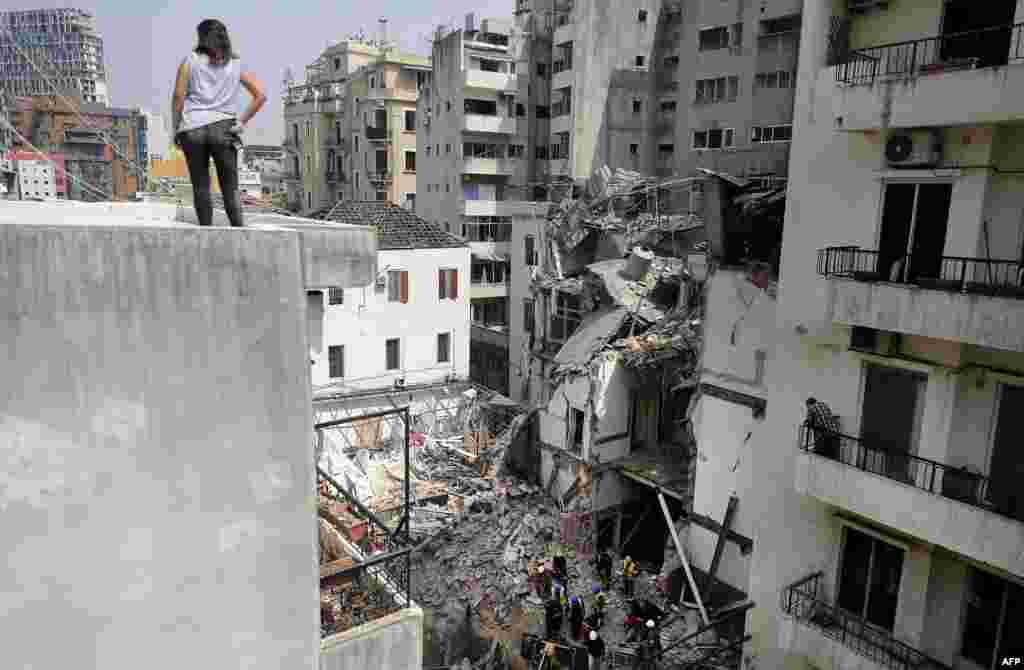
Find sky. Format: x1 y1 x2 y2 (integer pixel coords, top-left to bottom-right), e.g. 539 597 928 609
58 0 516 146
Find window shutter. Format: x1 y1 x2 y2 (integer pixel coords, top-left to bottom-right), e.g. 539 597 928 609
400 271 409 303
438 269 445 300
451 269 459 300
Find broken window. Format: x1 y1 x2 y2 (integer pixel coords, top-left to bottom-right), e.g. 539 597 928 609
328 288 344 305
328 345 344 379
385 338 401 370
437 332 451 363
836 526 904 631
550 292 582 344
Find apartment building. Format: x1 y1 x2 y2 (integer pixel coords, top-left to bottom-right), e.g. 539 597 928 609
314 201 470 393
282 33 430 216
417 12 555 396
729 1 1024 668
0 8 110 105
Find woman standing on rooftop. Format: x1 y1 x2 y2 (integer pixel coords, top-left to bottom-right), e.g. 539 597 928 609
172 19 266 227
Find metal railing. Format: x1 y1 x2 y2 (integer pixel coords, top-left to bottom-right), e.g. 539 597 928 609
321 546 412 637
799 424 1023 523
817 246 1024 299
782 572 951 670
836 22 1024 85
368 170 392 183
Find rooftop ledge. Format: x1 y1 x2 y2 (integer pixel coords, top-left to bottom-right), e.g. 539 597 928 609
0 200 377 289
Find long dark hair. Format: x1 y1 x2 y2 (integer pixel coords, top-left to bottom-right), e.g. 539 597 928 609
195 19 237 65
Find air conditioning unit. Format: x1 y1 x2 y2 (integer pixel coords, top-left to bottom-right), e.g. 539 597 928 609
849 326 902 355
885 130 942 168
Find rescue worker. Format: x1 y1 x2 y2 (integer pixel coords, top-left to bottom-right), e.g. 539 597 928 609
544 641 562 670
595 548 613 590
633 621 658 670
591 584 608 629
550 593 565 640
545 596 562 640
569 595 586 641
542 565 553 600
586 630 606 670
623 611 643 643
553 551 568 584
622 555 639 597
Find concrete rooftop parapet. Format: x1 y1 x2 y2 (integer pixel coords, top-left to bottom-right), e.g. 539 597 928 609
0 217 322 669
0 201 378 290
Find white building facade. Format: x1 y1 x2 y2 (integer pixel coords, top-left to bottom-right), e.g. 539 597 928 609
735 1 1024 669
15 158 56 199
312 201 471 393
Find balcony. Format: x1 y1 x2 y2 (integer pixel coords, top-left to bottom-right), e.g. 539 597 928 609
463 69 520 92
817 246 1024 352
552 60 574 90
554 20 574 46
366 87 417 103
365 126 388 142
470 279 510 299
368 171 392 185
831 23 1024 130
468 239 511 259
781 572 950 670
463 114 517 134
462 157 516 175
795 425 1024 577
463 200 549 217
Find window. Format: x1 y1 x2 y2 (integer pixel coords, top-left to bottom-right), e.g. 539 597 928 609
755 70 794 89
836 526 904 631
328 345 345 379
307 192 312 209
660 100 677 112
629 143 639 156
635 55 645 68
438 268 459 300
692 128 734 150
508 144 525 158
960 567 1024 668
536 105 550 119
405 193 416 210
760 14 801 35
426 145 432 157
695 76 739 104
445 143 451 154
404 151 416 172
437 332 451 363
537 62 548 77
699 23 742 51
446 101 451 112
569 407 585 452
404 110 416 131
334 57 341 70
632 99 642 114
523 298 535 333
550 292 582 343
536 146 549 160
387 270 409 303
516 103 526 117
328 287 345 305
638 9 648 22
376 190 386 201
750 123 793 143
664 55 680 68
525 234 537 266
385 338 400 370
658 143 675 156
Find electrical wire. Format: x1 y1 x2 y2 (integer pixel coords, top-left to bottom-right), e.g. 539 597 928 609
0 114 112 201
0 19 150 180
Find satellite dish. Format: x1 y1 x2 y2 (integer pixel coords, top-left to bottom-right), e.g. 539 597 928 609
885 133 914 163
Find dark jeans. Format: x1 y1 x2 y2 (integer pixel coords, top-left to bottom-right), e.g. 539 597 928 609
178 119 243 227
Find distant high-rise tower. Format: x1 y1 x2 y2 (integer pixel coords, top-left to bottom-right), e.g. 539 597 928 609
0 8 110 105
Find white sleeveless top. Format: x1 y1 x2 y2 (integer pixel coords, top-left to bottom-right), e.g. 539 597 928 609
180 51 241 133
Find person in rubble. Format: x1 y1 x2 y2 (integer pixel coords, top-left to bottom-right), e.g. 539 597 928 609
623 610 643 643
595 548 613 590
541 565 553 599
550 593 565 640
586 630 606 670
553 551 568 584
622 555 639 597
172 19 266 228
633 621 659 670
805 397 842 460
591 584 608 627
569 595 586 640
545 596 561 640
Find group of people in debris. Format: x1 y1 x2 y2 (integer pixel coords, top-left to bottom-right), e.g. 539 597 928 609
532 548 667 670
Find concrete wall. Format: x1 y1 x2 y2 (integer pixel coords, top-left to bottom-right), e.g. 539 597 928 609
320 606 424 670
0 220 320 669
590 356 632 462
311 247 470 390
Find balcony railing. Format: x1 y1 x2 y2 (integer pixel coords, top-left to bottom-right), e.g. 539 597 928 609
835 22 1024 85
552 59 572 74
782 572 950 670
368 171 392 184
799 424 1024 523
320 546 412 637
817 246 1024 299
